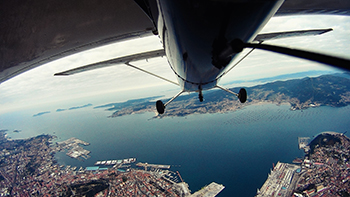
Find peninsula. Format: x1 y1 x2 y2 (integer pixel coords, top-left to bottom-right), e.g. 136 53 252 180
94 73 350 118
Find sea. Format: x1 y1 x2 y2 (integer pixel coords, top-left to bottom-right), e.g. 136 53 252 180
1 101 350 196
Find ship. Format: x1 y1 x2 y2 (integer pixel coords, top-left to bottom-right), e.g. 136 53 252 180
292 158 303 164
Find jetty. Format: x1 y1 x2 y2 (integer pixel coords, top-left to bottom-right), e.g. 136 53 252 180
136 162 171 170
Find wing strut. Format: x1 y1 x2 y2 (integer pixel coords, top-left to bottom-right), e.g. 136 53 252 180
229 39 350 71
125 62 178 86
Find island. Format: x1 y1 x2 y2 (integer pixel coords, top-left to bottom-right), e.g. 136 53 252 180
33 104 93 117
94 73 350 118
257 131 350 196
0 130 224 196
68 103 93 110
33 111 50 117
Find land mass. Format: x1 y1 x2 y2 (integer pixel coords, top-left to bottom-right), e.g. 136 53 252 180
257 132 350 196
293 132 350 196
94 73 350 118
33 111 50 117
0 130 222 196
33 104 93 117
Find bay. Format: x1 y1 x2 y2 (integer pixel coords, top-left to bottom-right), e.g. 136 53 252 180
1 103 350 196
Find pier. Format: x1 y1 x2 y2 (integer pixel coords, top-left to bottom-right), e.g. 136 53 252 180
190 182 225 197
298 137 310 152
136 162 171 170
94 158 136 166
55 137 91 160
256 162 300 197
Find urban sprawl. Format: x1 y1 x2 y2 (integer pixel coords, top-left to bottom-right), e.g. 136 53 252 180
0 130 349 196
257 132 350 197
0 130 223 196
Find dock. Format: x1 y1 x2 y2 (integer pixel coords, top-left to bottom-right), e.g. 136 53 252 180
298 137 310 152
190 182 225 197
256 162 300 197
136 162 171 170
94 158 136 166
56 137 91 160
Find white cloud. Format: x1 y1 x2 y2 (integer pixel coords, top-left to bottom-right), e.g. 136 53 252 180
0 15 349 113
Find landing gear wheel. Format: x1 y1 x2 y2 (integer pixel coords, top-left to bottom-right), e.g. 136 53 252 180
199 92 203 102
238 88 247 103
156 100 165 114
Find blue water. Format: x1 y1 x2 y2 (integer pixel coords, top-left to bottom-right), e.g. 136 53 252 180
1 103 350 196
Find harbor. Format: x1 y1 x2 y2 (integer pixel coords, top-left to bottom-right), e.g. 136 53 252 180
54 137 91 161
256 162 300 197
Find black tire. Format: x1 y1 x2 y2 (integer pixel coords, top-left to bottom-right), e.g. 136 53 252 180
156 100 165 114
238 88 247 103
199 92 203 102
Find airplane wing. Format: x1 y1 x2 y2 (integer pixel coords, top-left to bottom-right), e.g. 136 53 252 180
253 28 333 42
1 0 350 84
0 0 154 84
55 28 333 76
54 49 165 76
54 49 179 86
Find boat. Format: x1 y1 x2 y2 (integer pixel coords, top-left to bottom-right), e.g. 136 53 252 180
293 158 303 164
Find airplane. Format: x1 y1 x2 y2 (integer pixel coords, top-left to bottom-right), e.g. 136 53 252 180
1 0 350 114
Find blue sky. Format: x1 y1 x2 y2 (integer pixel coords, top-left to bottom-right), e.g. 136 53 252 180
0 15 349 113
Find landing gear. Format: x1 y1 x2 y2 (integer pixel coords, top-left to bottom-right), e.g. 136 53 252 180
238 88 247 103
156 90 185 115
198 87 203 102
215 85 247 103
199 92 203 102
156 100 165 114
156 86 247 114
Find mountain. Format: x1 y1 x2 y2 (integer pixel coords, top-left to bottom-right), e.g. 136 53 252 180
94 73 350 118
222 70 339 86
245 74 350 110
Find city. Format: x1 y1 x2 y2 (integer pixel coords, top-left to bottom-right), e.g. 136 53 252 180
0 130 224 196
1 128 349 196
257 132 350 197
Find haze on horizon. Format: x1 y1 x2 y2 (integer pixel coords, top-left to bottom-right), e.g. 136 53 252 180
0 15 349 114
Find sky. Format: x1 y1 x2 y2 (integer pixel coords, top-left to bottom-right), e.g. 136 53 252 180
0 15 349 114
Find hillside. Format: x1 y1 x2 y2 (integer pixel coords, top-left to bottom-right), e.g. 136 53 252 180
94 73 350 118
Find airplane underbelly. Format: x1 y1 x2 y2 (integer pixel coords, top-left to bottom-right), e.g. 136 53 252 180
158 0 284 92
